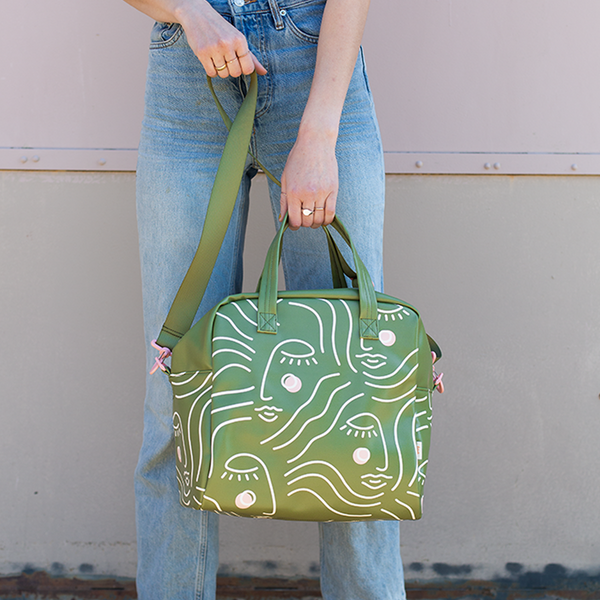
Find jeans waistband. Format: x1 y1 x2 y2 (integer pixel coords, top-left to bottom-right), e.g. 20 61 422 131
208 0 322 18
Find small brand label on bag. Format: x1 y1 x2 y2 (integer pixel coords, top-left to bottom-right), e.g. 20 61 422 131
416 441 423 460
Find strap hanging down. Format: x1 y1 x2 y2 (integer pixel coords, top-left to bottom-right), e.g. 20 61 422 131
156 74 258 350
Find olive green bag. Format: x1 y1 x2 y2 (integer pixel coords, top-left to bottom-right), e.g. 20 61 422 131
152 74 443 522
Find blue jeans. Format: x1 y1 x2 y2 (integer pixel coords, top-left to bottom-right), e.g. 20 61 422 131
134 0 406 598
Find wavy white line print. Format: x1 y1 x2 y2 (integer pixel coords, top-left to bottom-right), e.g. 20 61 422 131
171 297 434 521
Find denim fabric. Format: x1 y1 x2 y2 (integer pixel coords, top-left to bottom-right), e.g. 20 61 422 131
134 0 406 598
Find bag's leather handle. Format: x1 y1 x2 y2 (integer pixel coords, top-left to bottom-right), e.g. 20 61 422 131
257 215 380 339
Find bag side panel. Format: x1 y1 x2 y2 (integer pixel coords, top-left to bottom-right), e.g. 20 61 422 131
171 370 214 509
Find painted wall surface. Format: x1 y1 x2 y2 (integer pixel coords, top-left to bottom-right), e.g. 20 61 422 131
1 172 599 583
364 0 600 174
0 172 143 577
3 0 600 173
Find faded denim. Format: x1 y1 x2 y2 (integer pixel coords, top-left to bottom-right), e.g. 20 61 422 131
134 0 406 598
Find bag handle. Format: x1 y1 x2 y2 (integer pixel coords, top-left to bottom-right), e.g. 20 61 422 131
324 227 358 289
257 214 380 340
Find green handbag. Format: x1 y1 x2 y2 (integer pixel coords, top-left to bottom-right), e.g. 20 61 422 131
152 73 443 522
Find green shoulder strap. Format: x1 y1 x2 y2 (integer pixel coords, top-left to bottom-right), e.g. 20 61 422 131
156 74 258 350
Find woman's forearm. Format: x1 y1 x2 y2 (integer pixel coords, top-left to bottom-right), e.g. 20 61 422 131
123 0 191 25
280 0 371 229
299 0 371 143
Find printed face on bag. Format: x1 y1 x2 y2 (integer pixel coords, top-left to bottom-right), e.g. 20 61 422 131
203 453 276 517
257 338 323 424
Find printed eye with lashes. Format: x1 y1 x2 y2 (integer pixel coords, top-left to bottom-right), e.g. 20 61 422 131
277 342 318 367
221 467 259 481
377 306 412 321
278 352 318 367
221 455 263 482
221 467 260 483
339 414 379 439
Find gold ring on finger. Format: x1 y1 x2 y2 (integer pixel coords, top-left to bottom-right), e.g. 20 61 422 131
215 63 228 71
226 57 238 64
314 207 324 211
237 50 250 59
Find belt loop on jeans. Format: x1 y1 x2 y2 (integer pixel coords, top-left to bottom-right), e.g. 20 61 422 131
268 0 285 30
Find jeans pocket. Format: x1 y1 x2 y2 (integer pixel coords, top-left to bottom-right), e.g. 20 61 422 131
149 21 184 49
283 0 325 44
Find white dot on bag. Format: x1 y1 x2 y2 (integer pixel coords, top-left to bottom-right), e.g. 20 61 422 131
235 490 257 509
379 330 396 347
282 373 302 393
353 447 371 465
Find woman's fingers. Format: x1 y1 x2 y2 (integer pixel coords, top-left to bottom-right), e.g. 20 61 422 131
211 51 247 78
310 202 328 229
322 193 337 227
250 52 268 76
301 196 336 229
307 192 336 229
280 191 302 231
281 191 336 230
212 57 230 78
301 204 314 228
210 50 266 78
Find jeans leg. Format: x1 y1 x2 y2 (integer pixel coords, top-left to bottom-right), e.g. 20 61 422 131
319 521 405 600
134 24 253 599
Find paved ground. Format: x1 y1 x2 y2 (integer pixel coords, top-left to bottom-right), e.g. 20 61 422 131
2 572 600 600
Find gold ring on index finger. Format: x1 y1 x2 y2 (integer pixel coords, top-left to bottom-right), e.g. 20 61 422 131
215 63 228 71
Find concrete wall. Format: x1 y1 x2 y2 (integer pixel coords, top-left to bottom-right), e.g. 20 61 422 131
2 171 599 584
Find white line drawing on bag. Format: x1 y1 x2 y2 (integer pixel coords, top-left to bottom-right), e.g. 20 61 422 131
175 298 431 519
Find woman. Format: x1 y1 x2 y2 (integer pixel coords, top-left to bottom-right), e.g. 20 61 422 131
124 0 406 597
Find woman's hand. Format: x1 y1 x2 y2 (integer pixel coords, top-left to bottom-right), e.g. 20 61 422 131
177 1 267 77
280 126 338 231
123 0 266 77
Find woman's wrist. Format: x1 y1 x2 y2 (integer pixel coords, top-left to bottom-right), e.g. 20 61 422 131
172 0 210 27
296 120 338 149
297 104 341 148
